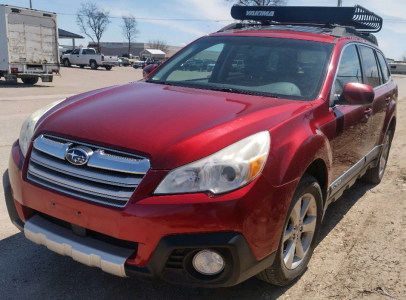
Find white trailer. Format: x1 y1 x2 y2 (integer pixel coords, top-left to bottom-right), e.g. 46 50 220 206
0 5 60 84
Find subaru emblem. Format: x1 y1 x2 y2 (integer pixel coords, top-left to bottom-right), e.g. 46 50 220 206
65 146 93 166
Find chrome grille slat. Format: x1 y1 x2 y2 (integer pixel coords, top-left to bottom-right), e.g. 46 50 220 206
27 173 128 207
27 135 150 208
30 149 142 187
28 163 135 199
88 150 150 175
33 134 72 160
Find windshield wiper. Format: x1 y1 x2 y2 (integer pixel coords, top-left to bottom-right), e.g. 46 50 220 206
147 80 172 85
208 87 280 98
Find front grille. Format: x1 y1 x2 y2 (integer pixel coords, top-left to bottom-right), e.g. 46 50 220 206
27 134 150 208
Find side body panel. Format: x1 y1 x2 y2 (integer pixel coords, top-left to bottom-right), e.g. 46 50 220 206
0 6 9 72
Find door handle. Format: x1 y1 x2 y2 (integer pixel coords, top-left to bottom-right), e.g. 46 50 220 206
385 96 391 105
364 107 372 119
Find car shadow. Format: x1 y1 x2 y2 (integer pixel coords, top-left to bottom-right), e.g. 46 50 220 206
0 231 292 299
0 80 52 88
0 182 375 300
318 180 376 243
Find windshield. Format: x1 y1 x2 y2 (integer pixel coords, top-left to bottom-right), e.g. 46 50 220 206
148 36 333 100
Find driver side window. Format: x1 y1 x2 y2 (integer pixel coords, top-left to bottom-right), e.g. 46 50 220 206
72 49 80 55
330 45 363 105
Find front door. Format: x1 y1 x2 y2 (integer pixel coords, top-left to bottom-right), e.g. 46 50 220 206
70 49 80 64
329 44 373 183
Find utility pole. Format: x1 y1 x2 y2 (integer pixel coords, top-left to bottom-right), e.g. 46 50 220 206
30 0 32 9
337 0 342 6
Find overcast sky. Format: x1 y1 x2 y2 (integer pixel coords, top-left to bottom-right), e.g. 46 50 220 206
3 0 406 59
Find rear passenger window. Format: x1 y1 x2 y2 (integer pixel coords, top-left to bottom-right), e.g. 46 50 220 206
359 46 381 88
376 52 390 83
330 45 362 104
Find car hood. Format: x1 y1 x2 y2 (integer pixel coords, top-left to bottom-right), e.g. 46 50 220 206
35 82 312 169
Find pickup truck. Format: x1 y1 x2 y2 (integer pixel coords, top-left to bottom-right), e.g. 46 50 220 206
3 5 397 288
61 48 118 70
132 58 159 69
0 5 59 84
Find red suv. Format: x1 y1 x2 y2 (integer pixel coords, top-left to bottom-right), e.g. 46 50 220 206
3 5 397 287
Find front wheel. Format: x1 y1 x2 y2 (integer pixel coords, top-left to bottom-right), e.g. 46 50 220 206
257 174 323 286
63 59 71 67
105 66 112 71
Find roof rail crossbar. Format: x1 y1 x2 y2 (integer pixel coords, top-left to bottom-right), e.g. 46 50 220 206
230 5 383 33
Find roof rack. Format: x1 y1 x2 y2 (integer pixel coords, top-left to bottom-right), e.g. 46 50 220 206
230 5 383 33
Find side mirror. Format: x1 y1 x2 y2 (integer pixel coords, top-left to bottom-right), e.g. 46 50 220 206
335 82 375 105
143 64 157 78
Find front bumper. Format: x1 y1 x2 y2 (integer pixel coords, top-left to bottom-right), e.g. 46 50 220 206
5 140 297 286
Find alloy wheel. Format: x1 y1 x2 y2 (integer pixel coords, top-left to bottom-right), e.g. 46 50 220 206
282 193 317 270
379 132 390 179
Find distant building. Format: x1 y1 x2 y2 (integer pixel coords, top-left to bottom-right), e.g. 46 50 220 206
140 49 166 60
87 42 182 58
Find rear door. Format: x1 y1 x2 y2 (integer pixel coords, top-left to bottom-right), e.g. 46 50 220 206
80 48 96 65
357 45 390 152
7 11 58 65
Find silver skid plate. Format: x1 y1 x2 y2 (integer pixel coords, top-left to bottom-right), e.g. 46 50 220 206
24 215 134 277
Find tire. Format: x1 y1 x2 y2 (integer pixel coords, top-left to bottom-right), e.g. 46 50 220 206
21 77 39 85
257 174 323 286
105 66 112 71
361 128 393 184
80 65 85 69
90 61 98 70
63 59 71 67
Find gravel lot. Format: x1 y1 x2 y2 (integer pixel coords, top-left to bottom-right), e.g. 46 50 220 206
1 67 405 299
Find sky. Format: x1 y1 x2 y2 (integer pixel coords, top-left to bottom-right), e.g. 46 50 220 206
3 0 406 59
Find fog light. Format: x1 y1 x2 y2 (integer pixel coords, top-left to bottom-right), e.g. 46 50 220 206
192 250 225 275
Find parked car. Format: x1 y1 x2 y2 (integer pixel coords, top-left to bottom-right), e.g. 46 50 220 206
206 63 215 72
122 54 139 66
3 5 397 288
133 58 158 69
119 57 130 67
61 48 118 70
0 5 59 84
60 49 73 62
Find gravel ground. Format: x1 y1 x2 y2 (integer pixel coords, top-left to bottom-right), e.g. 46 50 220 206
0 68 405 300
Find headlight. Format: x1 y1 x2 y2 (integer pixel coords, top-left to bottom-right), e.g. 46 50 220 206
154 131 270 195
19 99 65 157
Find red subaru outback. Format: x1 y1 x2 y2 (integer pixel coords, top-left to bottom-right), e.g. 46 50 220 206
3 5 397 287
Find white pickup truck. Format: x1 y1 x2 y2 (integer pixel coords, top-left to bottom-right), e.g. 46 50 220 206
61 48 118 70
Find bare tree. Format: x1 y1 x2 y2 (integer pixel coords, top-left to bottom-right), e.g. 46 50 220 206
402 53 406 62
147 40 170 53
226 0 287 5
121 14 139 56
76 3 111 53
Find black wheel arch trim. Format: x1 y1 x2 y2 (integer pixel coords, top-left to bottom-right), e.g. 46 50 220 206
2 170 24 232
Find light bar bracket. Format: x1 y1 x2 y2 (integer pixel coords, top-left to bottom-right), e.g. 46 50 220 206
231 5 382 33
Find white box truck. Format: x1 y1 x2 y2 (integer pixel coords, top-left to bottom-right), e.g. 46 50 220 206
0 5 60 84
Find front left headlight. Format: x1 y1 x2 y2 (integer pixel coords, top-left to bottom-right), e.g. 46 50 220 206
19 99 65 157
154 131 271 195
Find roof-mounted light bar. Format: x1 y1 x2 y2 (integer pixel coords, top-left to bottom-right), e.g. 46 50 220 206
231 5 383 33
